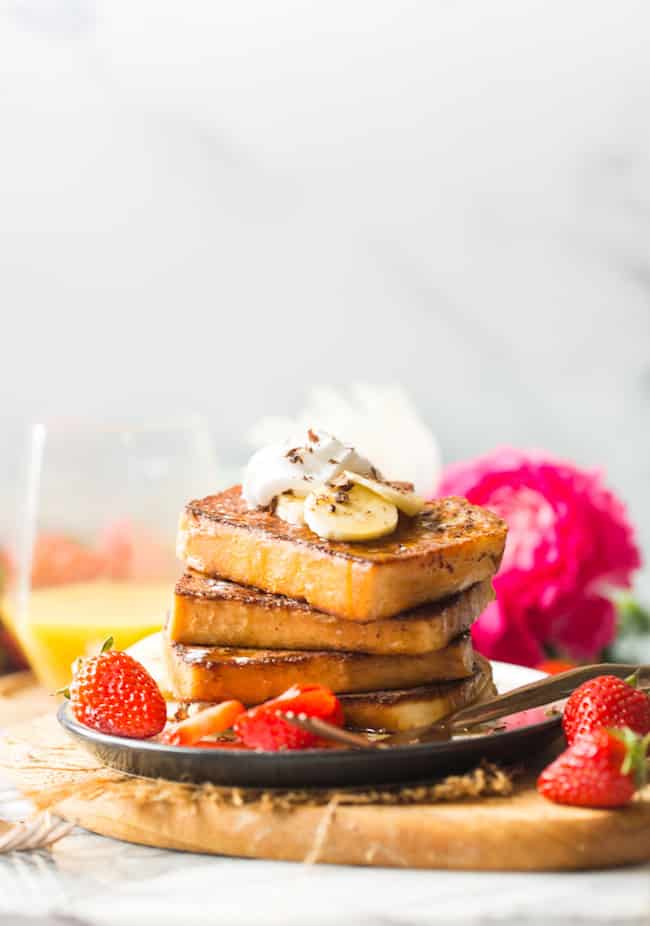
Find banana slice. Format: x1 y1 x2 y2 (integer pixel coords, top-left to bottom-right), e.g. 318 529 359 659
342 471 425 517
274 492 306 526
304 483 398 542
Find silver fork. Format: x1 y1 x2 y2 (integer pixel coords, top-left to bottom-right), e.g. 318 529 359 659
0 813 74 853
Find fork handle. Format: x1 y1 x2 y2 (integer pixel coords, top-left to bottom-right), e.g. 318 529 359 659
448 663 649 730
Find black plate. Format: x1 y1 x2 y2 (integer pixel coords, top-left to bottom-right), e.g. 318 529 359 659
58 702 560 789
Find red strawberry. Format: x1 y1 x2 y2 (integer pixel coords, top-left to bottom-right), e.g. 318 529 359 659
537 727 650 808
563 673 650 745
67 638 167 739
161 700 244 746
234 684 344 751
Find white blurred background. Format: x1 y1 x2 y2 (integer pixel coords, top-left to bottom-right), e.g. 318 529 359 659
1 1 648 575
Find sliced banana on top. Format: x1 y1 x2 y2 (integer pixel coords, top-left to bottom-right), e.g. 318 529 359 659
342 471 425 517
274 491 306 526
303 483 398 542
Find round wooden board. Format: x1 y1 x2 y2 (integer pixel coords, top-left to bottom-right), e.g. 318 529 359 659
53 779 650 870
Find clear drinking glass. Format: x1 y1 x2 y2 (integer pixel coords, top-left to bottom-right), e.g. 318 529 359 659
3 417 218 690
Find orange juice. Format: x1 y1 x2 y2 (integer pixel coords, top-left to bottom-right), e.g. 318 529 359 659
7 580 170 690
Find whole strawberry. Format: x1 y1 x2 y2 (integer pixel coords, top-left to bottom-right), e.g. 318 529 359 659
66 638 167 739
537 727 650 808
563 673 650 745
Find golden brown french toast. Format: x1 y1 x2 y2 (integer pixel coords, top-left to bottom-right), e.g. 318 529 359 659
170 572 494 655
177 486 506 621
341 655 495 732
128 633 494 733
164 632 474 704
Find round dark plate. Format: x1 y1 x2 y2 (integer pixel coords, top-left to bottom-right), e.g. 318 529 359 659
58 662 561 789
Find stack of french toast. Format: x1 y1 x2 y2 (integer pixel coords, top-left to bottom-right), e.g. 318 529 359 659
165 430 508 732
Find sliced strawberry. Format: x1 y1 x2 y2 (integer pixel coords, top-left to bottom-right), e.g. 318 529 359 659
161 700 244 746
234 684 344 751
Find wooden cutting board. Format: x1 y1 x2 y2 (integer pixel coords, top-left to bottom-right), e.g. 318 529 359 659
1 674 649 871
43 766 650 871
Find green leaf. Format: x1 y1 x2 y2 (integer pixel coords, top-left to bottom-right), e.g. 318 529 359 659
609 727 650 788
616 596 650 637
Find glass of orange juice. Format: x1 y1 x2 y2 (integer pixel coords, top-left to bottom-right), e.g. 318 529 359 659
3 417 217 690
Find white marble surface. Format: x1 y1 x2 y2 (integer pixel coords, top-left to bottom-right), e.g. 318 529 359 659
0 1 649 588
0 782 649 926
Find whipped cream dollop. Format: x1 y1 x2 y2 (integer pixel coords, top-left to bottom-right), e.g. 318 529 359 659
242 428 378 509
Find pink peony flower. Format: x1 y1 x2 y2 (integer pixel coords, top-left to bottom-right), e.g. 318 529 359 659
438 448 641 666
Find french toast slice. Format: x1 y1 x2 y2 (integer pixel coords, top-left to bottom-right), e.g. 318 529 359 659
170 572 494 655
164 633 474 704
127 633 495 734
341 655 495 732
177 486 506 621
